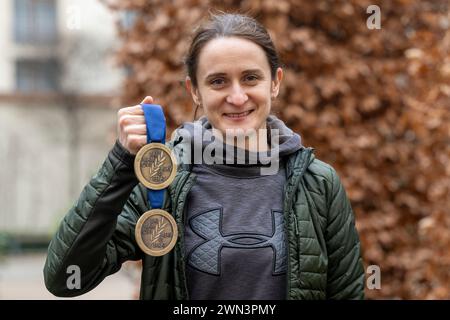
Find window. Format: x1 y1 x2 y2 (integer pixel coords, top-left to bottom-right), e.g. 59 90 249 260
14 0 57 44
16 59 60 92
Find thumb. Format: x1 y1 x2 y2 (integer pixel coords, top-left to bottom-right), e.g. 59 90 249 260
140 96 154 104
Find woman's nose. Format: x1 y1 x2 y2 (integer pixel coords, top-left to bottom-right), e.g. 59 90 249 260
226 84 248 106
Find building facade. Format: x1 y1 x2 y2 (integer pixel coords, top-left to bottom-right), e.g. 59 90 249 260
0 0 125 238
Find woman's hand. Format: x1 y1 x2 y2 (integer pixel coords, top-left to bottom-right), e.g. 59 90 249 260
117 96 153 155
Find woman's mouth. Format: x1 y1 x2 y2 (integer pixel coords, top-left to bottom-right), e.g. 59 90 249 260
223 109 254 120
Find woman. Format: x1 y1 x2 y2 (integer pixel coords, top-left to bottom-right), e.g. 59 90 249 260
44 13 365 300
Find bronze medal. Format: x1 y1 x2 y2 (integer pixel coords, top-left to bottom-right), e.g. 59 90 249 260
134 143 177 190
135 209 178 256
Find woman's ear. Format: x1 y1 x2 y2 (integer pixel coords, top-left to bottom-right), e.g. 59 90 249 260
271 67 284 99
185 76 201 106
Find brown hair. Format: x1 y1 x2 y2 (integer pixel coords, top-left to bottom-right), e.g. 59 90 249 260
185 13 281 88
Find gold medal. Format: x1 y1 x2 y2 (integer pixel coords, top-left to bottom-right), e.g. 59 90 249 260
135 209 178 256
134 143 177 190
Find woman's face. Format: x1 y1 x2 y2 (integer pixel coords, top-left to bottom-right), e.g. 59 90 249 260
186 36 283 135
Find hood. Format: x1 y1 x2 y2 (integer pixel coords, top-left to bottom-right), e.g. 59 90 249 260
171 114 303 167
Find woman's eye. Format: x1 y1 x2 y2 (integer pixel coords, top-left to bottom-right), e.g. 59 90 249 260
210 78 225 86
244 75 259 82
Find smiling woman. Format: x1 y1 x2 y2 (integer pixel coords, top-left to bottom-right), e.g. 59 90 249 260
43 13 365 300
185 36 282 141
185 14 283 143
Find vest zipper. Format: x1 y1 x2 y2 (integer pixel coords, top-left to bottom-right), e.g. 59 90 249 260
284 147 313 300
292 212 302 294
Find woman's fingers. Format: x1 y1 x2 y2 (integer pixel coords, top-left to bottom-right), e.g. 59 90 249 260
118 105 144 116
117 96 155 154
124 124 147 135
125 134 148 153
118 114 146 128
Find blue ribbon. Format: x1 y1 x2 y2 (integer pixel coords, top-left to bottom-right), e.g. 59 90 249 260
141 104 166 209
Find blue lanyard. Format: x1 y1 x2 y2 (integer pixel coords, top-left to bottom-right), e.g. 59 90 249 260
141 104 166 209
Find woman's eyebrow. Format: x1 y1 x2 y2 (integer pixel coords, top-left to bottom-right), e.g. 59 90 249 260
205 72 227 82
204 69 264 82
242 69 264 75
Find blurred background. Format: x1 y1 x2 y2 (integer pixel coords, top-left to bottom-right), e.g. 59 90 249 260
0 0 448 299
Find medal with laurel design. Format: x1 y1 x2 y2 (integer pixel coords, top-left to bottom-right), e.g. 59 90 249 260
134 104 178 257
135 209 178 256
134 143 177 190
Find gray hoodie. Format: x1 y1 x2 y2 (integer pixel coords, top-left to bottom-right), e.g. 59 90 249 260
174 114 302 300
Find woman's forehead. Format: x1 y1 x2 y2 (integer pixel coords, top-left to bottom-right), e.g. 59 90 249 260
197 37 270 75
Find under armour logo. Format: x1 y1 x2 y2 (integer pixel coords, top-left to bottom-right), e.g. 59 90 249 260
187 208 286 275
